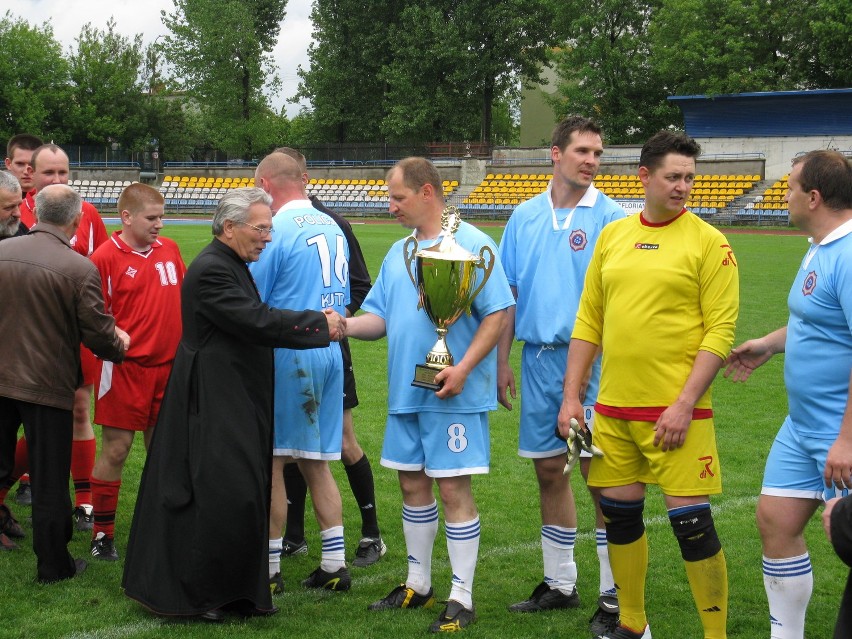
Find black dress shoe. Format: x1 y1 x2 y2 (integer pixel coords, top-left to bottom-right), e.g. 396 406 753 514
199 609 225 623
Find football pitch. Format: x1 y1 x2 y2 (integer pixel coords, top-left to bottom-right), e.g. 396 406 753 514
1 221 844 638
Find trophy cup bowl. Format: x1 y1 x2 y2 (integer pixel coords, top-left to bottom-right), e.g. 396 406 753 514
403 208 494 390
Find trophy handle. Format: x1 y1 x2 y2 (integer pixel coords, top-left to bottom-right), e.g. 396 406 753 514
467 244 495 311
403 236 419 289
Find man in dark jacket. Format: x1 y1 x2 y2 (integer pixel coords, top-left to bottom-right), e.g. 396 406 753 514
0 184 128 582
122 187 345 622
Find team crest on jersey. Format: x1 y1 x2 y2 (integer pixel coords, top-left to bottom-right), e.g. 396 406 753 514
568 229 587 251
124 266 138 279
802 270 817 296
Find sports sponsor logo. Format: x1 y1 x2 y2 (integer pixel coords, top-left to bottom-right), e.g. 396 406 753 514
125 266 138 278
802 270 817 296
634 243 659 250
721 244 737 267
568 229 588 252
699 455 715 479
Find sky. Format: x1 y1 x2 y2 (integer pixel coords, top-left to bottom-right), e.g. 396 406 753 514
18 0 314 117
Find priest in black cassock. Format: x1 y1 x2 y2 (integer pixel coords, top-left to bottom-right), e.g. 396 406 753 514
122 187 346 621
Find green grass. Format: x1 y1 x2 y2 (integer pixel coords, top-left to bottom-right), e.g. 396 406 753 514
1 223 844 638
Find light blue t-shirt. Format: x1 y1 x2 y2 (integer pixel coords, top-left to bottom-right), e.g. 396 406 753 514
362 221 515 414
499 185 625 345
250 199 350 315
785 222 852 439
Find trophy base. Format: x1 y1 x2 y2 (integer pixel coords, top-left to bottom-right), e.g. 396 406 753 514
411 364 444 391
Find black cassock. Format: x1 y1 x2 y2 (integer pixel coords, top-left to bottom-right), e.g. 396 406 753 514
122 238 330 616
831 496 852 639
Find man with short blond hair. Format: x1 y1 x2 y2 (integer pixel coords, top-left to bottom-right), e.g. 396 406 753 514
88 183 186 561
270 146 385 567
252 152 352 592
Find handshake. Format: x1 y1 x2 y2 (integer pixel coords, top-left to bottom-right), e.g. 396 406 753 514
323 308 347 341
556 418 604 475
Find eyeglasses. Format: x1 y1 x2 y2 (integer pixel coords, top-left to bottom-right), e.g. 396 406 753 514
239 221 274 237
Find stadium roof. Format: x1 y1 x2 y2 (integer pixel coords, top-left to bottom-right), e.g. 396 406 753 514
668 89 852 138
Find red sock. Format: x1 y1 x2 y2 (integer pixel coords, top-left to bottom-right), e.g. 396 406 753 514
71 438 96 507
0 438 30 505
91 477 121 539
14 437 29 481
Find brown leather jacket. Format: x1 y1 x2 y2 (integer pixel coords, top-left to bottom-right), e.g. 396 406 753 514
0 223 125 410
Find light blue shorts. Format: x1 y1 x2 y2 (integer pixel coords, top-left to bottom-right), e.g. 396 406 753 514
272 343 343 460
762 416 847 501
518 343 598 459
381 412 490 478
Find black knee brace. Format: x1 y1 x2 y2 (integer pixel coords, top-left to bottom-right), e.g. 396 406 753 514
600 497 645 545
669 504 722 561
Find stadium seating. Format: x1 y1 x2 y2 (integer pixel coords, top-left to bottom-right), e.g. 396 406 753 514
734 174 789 221
153 175 467 212
461 173 758 218
70 179 133 209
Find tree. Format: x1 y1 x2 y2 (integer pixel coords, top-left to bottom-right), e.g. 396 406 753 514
0 12 70 143
161 0 287 158
296 0 401 143
299 0 557 146
549 0 677 145
66 18 147 147
381 0 559 145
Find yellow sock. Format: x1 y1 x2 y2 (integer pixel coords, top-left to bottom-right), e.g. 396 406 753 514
684 549 728 639
608 532 648 631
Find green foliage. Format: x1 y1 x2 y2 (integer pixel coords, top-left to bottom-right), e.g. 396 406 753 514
161 0 289 158
300 0 559 145
0 12 70 142
66 19 147 147
549 0 678 144
295 0 399 143
551 0 852 144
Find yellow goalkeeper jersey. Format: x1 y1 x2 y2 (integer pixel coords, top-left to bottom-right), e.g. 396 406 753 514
573 210 739 410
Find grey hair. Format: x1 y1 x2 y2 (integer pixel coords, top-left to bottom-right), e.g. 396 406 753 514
212 187 272 236
34 184 82 226
0 170 22 195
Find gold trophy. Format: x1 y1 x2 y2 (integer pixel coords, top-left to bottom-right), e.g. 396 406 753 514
403 206 495 390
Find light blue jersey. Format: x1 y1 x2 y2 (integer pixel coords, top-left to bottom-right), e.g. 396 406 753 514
251 200 350 315
785 223 852 439
500 185 624 455
499 185 626 346
362 221 515 415
249 199 349 458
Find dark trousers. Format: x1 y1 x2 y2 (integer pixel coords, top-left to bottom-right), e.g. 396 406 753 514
0 396 75 582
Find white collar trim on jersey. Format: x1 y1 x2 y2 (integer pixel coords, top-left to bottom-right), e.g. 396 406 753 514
274 198 314 214
547 183 599 231
803 218 852 269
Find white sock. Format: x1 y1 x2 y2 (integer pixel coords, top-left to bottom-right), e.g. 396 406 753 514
403 501 439 595
446 516 480 610
269 537 283 578
320 525 346 572
763 553 812 638
596 527 616 596
542 525 577 595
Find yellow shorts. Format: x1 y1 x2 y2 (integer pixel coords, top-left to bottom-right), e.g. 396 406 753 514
587 413 722 497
